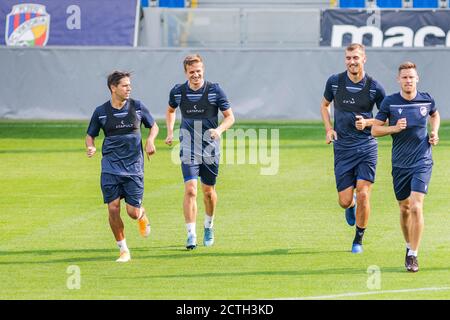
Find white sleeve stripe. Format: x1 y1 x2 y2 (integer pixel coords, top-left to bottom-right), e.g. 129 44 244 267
390 103 432 107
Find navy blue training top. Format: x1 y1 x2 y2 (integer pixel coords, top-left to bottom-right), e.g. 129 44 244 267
169 81 230 129
87 99 155 176
169 81 230 160
375 92 437 168
324 72 385 150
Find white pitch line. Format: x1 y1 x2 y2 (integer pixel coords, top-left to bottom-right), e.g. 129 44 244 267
274 287 450 300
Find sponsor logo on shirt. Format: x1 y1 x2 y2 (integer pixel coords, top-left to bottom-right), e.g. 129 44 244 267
115 120 134 129
186 105 206 114
342 98 355 104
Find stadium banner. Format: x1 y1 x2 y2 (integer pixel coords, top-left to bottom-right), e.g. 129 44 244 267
0 0 140 46
321 9 450 47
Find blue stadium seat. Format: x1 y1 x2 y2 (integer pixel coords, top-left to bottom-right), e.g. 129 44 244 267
339 0 366 7
141 0 149 7
413 0 438 7
159 0 185 7
376 0 402 7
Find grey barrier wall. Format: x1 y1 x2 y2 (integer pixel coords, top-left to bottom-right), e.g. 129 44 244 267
1 46 449 120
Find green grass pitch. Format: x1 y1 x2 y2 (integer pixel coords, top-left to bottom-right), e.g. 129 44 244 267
0 120 449 300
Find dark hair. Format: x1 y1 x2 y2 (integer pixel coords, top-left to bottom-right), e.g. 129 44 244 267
183 54 203 71
107 71 131 92
398 61 416 74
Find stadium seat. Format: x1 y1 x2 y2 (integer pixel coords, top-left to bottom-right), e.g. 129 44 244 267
339 0 366 7
376 0 402 7
141 0 149 7
159 0 186 7
413 0 438 7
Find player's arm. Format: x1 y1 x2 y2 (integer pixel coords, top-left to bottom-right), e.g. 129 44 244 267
429 110 440 146
85 135 96 157
145 122 159 159
320 97 337 144
371 118 406 137
165 106 176 145
210 108 235 140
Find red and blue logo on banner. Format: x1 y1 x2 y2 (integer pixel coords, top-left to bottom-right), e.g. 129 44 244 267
6 3 50 46
1 0 139 46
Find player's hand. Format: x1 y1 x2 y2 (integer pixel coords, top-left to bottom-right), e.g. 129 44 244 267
326 129 337 144
429 131 439 146
355 115 366 131
209 128 222 140
86 146 96 157
145 141 156 160
395 118 407 132
165 134 174 146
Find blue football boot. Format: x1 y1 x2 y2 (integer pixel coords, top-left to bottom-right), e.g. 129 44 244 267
351 243 363 254
203 227 214 247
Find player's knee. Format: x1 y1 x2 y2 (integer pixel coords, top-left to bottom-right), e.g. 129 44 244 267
108 203 120 216
338 200 352 209
203 189 216 202
185 186 197 198
356 189 369 204
127 208 140 220
409 203 422 216
338 197 353 208
399 203 410 215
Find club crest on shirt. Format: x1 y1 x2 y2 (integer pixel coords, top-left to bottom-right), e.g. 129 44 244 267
420 106 427 116
398 108 403 114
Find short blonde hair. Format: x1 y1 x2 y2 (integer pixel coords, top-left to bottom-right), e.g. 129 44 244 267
183 54 203 71
346 43 365 53
398 61 416 74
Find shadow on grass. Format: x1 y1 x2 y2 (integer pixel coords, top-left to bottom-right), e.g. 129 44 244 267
0 148 84 154
2 247 448 279
0 247 346 265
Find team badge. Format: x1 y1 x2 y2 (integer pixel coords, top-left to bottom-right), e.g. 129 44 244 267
5 4 50 47
420 106 427 117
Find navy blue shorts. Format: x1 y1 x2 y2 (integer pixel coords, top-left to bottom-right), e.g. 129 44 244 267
334 144 377 192
392 165 432 201
100 173 143 207
181 161 219 186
